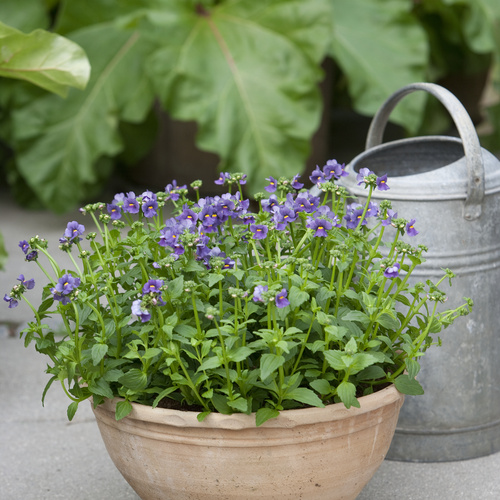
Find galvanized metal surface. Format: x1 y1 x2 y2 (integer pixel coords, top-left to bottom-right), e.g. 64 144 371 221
342 83 500 462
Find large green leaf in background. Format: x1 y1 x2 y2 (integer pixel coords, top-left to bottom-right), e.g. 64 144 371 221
141 0 332 193
449 0 500 150
11 25 155 211
330 0 428 133
444 0 500 53
0 21 90 97
0 0 49 32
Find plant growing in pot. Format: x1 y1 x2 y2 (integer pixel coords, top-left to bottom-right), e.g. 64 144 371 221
5 161 472 500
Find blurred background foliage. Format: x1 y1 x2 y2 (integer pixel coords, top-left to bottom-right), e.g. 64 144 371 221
1 0 500 213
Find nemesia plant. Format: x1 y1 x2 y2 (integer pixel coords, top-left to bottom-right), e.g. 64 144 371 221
4 160 472 425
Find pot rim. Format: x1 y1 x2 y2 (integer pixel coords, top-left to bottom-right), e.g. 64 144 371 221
92 384 403 430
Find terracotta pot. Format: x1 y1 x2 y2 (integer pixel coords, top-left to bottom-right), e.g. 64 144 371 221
92 385 404 500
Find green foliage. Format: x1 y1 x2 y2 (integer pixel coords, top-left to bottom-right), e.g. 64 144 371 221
3 0 499 213
329 0 428 132
0 10 90 268
0 20 90 97
6 166 472 425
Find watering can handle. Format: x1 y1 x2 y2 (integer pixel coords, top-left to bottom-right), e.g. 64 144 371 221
365 82 485 221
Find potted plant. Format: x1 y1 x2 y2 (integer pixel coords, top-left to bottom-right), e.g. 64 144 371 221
4 161 472 499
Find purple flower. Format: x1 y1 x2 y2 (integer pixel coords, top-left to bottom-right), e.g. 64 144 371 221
376 174 390 191
222 258 235 270
196 237 212 261
265 176 278 193
3 294 18 308
323 159 347 180
309 167 325 185
165 180 187 201
365 202 379 218
107 203 122 220
132 299 151 323
242 214 255 225
214 172 231 185
19 240 29 254
26 250 38 262
406 219 419 237
177 207 198 225
123 193 139 214
252 285 268 303
273 205 297 230
381 209 397 227
294 193 319 213
17 275 35 290
344 204 366 229
216 196 236 219
356 168 375 186
261 195 279 213
141 192 158 218
112 192 126 204
275 289 290 308
291 174 304 190
64 221 85 242
306 217 334 237
384 263 400 279
200 205 221 232
250 224 268 240
51 273 81 304
141 279 166 306
142 279 164 295
238 174 247 185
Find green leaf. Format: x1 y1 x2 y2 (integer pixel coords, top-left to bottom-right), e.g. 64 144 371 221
167 277 184 299
288 286 310 309
88 378 114 399
0 0 49 33
454 0 500 54
330 0 428 132
376 312 400 331
227 397 250 413
145 0 332 193
91 343 108 366
0 20 90 97
118 369 148 391
259 353 285 381
115 400 133 421
211 393 232 415
152 387 178 408
11 23 155 211
349 352 382 374
142 347 163 360
394 374 424 395
184 259 205 273
341 310 370 327
284 387 325 407
197 356 222 372
336 381 359 408
227 346 254 363
256 407 280 427
309 378 332 395
405 358 421 379
67 401 79 421
356 365 386 381
323 350 348 371
174 324 198 339
208 273 224 287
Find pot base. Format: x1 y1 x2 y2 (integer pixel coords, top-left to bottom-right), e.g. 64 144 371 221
92 385 404 500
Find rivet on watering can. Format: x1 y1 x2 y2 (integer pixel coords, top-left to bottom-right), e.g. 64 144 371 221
342 82 500 462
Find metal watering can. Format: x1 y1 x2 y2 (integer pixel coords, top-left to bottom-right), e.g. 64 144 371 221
341 82 500 462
